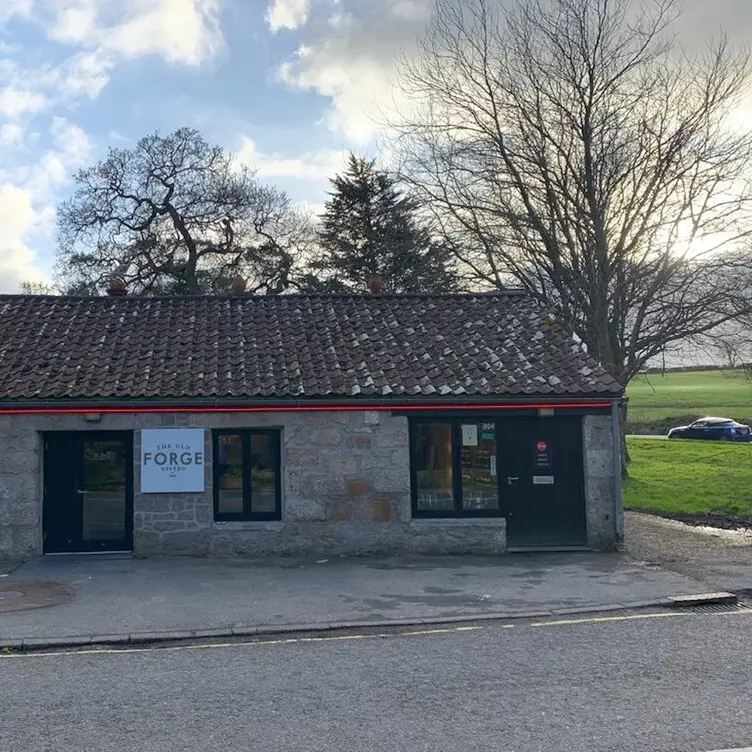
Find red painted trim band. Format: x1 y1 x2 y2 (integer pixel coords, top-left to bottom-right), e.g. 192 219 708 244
0 402 614 415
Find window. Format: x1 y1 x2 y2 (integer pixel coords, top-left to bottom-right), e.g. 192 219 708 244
412 422 455 513
410 420 501 517
213 430 281 521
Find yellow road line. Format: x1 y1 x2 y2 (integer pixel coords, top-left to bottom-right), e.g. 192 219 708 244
0 626 484 660
529 612 688 627
2 609 749 660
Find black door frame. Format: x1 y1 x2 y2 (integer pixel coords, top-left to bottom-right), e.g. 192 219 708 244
498 415 588 549
408 418 504 518
43 431 134 553
404 409 599 546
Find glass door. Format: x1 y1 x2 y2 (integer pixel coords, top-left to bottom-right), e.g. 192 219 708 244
43 432 133 553
80 438 132 550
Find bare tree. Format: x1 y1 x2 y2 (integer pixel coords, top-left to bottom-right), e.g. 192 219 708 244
391 0 752 455
704 315 752 374
56 128 312 295
19 279 99 295
19 281 61 295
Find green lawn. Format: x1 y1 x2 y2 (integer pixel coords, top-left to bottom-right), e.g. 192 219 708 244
626 369 752 434
623 437 752 522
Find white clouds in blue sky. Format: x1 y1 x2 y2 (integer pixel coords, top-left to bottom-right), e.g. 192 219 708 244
0 0 232 290
0 0 427 291
266 0 311 32
0 0 749 291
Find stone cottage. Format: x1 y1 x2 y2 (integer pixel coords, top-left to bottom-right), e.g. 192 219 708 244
0 288 624 561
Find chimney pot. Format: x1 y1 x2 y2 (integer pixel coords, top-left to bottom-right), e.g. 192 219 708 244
230 276 247 294
367 275 383 294
107 278 127 297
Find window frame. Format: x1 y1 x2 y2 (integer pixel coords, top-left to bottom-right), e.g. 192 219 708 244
212 429 282 522
409 418 504 519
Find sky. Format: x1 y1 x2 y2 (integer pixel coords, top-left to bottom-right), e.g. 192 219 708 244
0 0 750 293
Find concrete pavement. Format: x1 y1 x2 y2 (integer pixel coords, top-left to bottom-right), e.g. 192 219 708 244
0 551 712 649
626 511 752 593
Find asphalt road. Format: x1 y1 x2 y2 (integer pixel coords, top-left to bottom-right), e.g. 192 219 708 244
2 611 752 752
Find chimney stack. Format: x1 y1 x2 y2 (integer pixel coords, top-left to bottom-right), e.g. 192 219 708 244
107 278 127 297
367 274 383 294
230 276 247 294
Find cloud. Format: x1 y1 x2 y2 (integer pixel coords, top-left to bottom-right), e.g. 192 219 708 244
276 0 432 143
0 184 39 293
58 49 114 99
103 0 223 66
236 136 347 181
45 0 223 67
0 1 227 292
0 123 24 146
0 86 47 118
273 0 752 146
0 0 32 25
266 0 310 32
0 0 224 124
0 117 93 292
46 0 98 44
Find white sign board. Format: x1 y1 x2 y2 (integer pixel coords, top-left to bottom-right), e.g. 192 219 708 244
140 429 205 493
461 424 478 446
533 475 555 485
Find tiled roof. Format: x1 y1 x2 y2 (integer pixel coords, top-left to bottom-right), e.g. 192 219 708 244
0 293 622 402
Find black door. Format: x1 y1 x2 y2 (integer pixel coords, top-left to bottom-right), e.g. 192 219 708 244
43 432 134 553
498 416 587 549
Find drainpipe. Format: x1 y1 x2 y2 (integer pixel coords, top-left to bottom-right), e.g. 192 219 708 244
611 399 624 548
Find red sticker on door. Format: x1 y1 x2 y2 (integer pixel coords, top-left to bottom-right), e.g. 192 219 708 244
536 441 548 453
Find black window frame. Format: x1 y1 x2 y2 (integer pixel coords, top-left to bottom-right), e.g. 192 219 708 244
409 418 504 519
212 429 282 522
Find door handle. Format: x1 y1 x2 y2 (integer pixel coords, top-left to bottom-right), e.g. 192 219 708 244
76 490 89 495
506 476 520 485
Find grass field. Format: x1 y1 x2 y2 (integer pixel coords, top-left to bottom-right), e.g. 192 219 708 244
623 437 752 522
626 369 752 434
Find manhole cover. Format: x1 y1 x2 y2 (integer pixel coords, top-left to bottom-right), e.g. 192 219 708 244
680 604 752 615
0 581 74 613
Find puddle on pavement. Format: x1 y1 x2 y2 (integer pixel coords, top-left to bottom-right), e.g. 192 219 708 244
356 593 502 611
689 526 752 545
0 581 74 613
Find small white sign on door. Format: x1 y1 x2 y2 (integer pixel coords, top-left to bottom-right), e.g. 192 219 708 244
533 475 555 485
141 429 205 493
461 424 478 446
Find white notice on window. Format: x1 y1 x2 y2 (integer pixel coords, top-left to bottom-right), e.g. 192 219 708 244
461 424 478 446
490 456 497 476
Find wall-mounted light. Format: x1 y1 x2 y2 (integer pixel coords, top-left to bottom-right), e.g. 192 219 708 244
83 413 102 423
538 407 555 417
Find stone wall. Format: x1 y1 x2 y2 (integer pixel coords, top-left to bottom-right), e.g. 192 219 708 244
0 410 508 561
582 414 620 550
0 414 40 563
0 409 620 561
